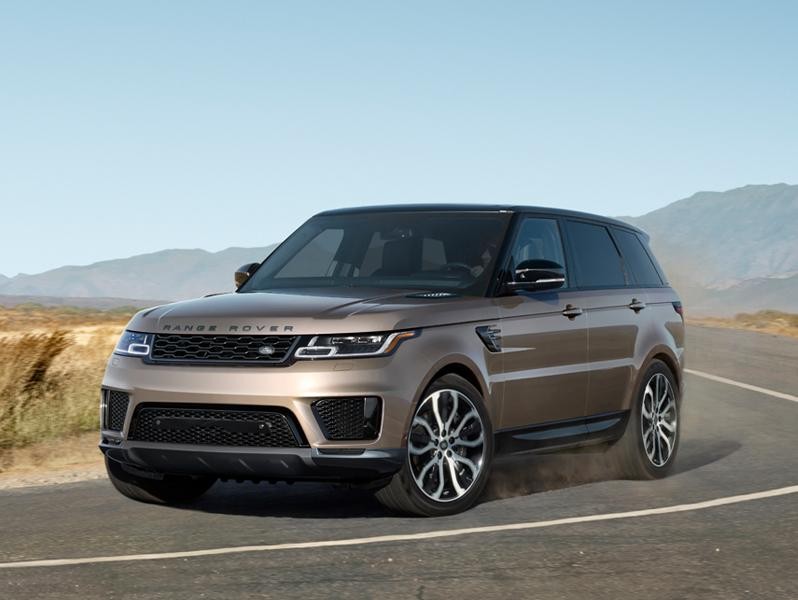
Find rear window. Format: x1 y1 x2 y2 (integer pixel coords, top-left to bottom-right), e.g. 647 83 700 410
612 229 663 286
566 221 626 287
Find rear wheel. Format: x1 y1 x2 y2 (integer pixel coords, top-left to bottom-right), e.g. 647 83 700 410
375 374 493 516
105 457 216 505
610 359 680 479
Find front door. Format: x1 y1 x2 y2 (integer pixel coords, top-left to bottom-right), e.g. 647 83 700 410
495 216 589 430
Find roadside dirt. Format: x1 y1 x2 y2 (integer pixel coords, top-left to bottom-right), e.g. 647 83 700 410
0 432 105 490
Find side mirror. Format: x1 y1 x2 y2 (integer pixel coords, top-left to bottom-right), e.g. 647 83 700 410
235 262 260 289
507 259 566 292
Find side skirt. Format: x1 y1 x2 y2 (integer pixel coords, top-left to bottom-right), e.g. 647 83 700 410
495 411 629 456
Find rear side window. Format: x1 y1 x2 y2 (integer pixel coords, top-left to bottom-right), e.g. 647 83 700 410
612 229 663 286
565 221 626 287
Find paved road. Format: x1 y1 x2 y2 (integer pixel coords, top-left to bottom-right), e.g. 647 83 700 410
2 326 797 599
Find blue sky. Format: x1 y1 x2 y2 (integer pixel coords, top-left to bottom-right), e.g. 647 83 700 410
1 1 796 276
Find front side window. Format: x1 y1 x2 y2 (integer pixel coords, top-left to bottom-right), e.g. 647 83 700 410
241 212 512 296
566 221 626 288
508 216 566 270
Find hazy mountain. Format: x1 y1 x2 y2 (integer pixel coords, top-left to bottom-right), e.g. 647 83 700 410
622 183 798 289
0 246 276 301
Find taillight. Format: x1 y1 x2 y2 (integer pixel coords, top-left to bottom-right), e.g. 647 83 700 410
672 301 684 319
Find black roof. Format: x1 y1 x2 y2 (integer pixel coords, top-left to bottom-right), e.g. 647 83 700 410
317 204 645 236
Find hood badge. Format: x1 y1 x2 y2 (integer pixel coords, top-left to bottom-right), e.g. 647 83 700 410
160 324 294 333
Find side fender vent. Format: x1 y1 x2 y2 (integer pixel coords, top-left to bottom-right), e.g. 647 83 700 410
476 325 502 352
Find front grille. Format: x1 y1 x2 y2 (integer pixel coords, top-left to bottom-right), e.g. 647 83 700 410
104 390 129 431
149 334 298 364
128 405 304 447
312 397 382 441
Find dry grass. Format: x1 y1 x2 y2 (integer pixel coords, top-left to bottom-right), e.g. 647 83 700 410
0 305 131 472
688 310 798 339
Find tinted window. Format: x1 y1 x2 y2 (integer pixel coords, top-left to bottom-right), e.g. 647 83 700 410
275 229 344 278
613 229 663 286
242 212 511 296
566 221 626 287
509 217 566 269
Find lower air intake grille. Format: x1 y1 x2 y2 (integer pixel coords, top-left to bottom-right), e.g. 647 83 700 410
104 390 130 432
128 406 304 447
312 397 382 441
150 334 298 364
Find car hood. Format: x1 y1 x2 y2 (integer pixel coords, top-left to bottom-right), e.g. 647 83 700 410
127 289 499 335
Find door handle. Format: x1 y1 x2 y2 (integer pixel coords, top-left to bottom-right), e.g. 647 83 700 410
562 304 584 319
629 298 647 312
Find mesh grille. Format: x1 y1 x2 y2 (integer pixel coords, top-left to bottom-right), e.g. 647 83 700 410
150 334 298 364
128 406 303 447
312 397 381 441
105 390 129 432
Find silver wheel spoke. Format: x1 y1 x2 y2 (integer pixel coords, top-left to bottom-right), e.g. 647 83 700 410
414 456 437 487
658 427 672 459
451 453 479 476
641 386 654 419
431 392 445 432
453 433 484 448
409 441 436 455
431 460 446 500
446 457 465 496
452 411 477 437
445 392 459 431
659 419 676 433
412 416 435 440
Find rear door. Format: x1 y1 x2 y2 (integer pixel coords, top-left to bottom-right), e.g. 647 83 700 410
495 216 589 430
563 220 643 418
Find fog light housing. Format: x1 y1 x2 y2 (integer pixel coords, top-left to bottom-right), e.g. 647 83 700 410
312 397 382 441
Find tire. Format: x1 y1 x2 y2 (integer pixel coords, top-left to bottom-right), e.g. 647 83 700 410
105 457 216 505
375 374 494 517
610 359 680 479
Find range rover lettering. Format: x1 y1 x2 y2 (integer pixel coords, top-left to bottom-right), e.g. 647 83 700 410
100 205 684 516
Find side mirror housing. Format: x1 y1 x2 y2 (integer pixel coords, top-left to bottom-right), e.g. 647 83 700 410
235 262 260 289
507 259 566 292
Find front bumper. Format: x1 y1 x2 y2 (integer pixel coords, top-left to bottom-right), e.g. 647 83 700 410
100 440 404 482
100 349 429 482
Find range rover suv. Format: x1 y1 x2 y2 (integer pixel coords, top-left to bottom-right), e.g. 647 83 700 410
100 205 684 516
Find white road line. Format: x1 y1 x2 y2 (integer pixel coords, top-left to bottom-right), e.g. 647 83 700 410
1 484 796 570
685 368 798 403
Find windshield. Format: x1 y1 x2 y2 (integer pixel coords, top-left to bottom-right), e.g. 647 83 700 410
240 211 512 296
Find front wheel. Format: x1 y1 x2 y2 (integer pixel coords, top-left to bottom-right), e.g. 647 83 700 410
375 374 494 516
105 457 216 505
610 359 680 479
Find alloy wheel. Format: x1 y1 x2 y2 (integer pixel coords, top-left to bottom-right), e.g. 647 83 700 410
640 373 678 467
408 389 486 503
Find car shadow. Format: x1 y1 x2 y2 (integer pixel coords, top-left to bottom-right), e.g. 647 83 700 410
184 438 741 518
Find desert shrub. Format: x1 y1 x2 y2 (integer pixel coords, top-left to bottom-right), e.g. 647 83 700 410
0 329 114 458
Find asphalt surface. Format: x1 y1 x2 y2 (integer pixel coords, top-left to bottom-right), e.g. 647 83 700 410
2 325 797 599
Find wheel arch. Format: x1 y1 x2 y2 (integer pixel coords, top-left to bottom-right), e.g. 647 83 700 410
403 355 494 439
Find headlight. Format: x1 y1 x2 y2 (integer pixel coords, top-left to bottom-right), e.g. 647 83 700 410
114 330 153 357
295 330 418 359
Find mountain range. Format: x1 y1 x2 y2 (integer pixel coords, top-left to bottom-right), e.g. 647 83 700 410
1 184 796 315
0 246 275 300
